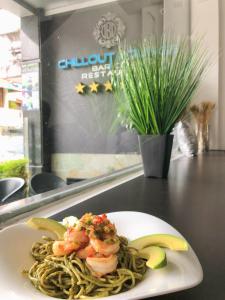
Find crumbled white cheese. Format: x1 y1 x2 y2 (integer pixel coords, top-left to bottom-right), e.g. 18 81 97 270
62 216 79 228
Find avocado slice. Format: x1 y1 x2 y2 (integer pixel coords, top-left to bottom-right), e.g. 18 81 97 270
129 234 188 251
139 246 167 269
26 217 66 240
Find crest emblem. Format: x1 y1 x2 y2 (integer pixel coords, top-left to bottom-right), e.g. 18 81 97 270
93 12 126 49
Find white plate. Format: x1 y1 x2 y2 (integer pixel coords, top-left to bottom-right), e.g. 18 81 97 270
0 211 203 300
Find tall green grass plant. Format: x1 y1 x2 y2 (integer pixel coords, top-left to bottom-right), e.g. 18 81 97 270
112 37 207 135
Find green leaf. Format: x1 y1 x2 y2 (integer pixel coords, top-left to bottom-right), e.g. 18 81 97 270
112 36 207 135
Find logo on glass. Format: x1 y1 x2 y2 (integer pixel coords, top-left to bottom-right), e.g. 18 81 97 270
93 12 125 49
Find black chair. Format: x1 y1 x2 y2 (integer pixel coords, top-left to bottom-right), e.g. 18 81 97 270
30 172 67 194
0 177 25 203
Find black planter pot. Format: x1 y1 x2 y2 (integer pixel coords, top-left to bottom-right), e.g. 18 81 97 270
138 134 174 178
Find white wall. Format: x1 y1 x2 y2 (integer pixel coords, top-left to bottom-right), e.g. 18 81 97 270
164 0 220 149
191 0 219 149
142 3 163 39
164 0 190 36
219 0 225 149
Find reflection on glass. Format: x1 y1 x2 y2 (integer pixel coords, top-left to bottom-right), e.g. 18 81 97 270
0 0 189 205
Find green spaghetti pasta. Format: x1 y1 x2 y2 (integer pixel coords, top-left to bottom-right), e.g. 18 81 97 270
27 236 147 299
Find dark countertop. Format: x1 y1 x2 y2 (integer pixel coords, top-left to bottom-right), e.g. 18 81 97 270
52 152 225 300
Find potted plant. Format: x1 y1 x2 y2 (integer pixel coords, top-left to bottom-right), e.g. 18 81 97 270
112 37 207 178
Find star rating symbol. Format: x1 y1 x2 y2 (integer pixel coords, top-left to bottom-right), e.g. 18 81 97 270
104 80 113 92
89 82 99 93
75 82 86 94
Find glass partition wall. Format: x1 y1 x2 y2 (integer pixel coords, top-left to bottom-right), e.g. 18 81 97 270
0 1 165 203
40 1 164 183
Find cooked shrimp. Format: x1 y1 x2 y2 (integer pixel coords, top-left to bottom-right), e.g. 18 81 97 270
64 227 89 245
76 245 96 259
86 254 118 277
52 240 80 256
90 238 120 256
